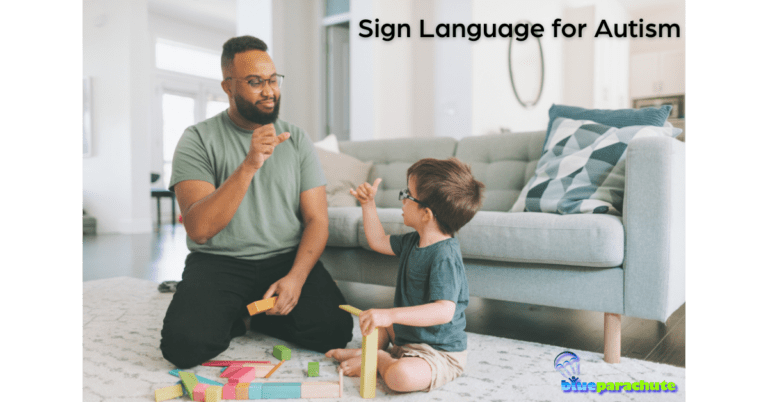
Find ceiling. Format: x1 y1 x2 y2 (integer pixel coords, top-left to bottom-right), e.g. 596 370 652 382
148 0 236 32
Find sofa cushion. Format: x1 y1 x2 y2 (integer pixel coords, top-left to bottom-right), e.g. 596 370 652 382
457 211 625 267
316 148 373 207
357 208 415 250
339 137 457 208
511 118 682 215
327 207 364 247
455 131 545 212
543 104 672 156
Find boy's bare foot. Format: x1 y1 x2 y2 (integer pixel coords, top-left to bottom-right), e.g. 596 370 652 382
338 355 362 377
325 348 362 363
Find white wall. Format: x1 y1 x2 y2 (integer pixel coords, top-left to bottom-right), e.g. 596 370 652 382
83 0 152 234
471 0 564 135
271 0 323 141
629 2 685 55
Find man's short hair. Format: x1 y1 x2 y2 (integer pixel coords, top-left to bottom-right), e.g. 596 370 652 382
221 35 269 72
407 158 485 236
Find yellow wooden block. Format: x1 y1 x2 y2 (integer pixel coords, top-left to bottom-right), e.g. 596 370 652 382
204 385 222 402
339 304 362 316
360 327 377 399
154 384 183 402
301 381 340 398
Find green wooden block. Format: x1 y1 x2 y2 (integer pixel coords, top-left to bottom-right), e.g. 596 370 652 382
273 345 291 361
307 362 319 377
178 372 198 399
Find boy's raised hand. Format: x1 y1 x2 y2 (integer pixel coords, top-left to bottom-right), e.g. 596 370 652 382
350 178 382 205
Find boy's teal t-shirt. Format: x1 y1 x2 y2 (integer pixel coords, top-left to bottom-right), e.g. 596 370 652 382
390 232 469 352
169 111 326 260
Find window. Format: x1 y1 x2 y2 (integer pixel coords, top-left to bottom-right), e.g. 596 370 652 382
155 40 221 80
154 39 229 188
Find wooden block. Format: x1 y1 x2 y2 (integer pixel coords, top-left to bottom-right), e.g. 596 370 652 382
301 382 340 398
265 360 285 378
222 383 237 400
229 367 256 383
168 370 222 386
220 366 244 378
248 382 263 399
204 385 222 402
178 372 199 399
272 345 291 361
240 363 273 368
247 296 276 315
262 382 301 399
193 383 210 402
338 304 362 316
252 365 274 378
154 384 183 402
307 362 319 377
360 328 378 399
235 382 250 400
202 360 270 367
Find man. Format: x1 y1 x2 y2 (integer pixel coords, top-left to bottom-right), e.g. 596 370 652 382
160 35 353 369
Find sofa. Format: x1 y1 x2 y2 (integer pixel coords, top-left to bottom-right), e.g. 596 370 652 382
318 128 685 363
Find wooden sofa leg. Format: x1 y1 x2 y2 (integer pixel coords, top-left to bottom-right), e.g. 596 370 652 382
604 313 621 363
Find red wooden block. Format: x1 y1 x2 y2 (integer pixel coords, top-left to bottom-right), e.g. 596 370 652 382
202 360 270 367
193 383 210 402
222 383 237 400
228 367 256 383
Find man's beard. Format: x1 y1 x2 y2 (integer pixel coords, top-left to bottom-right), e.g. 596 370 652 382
234 93 281 125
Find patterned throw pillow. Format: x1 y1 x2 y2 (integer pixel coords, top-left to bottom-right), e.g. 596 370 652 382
510 117 682 215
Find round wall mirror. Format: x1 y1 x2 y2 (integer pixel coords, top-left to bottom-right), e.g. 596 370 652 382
508 24 544 108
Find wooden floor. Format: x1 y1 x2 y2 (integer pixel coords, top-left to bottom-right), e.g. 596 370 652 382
83 223 685 368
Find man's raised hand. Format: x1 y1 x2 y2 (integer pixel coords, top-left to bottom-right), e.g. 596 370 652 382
245 124 290 171
350 178 382 206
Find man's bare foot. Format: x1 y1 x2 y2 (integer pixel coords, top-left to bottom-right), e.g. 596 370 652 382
325 348 362 363
338 355 362 377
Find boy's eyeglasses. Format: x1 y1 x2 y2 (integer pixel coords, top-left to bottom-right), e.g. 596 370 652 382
399 189 430 209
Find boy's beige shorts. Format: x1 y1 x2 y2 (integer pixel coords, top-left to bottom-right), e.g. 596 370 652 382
390 343 468 391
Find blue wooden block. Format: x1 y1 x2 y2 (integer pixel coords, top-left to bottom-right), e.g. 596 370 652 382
262 382 301 399
168 370 223 386
248 382 263 399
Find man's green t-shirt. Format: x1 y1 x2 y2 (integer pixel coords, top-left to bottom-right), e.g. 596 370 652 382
169 111 326 260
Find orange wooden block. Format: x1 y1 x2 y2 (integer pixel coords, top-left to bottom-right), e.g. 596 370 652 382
246 297 276 315
235 382 250 400
265 360 285 378
301 382 340 398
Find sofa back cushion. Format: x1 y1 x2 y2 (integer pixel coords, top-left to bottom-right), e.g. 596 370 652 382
455 131 545 211
339 137 457 208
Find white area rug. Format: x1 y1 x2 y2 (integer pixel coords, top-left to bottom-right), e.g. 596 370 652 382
84 277 685 401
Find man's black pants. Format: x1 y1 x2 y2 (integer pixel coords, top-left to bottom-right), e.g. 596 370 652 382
160 250 353 368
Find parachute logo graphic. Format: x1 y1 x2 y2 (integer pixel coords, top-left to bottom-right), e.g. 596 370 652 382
554 351 580 384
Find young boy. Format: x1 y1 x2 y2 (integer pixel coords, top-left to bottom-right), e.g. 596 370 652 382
326 158 485 393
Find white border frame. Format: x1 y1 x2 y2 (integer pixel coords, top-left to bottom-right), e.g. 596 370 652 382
83 76 93 158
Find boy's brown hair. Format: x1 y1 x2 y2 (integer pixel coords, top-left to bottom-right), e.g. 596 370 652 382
407 158 485 236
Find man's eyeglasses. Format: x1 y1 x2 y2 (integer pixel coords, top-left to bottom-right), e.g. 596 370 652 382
225 74 284 93
399 188 430 209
